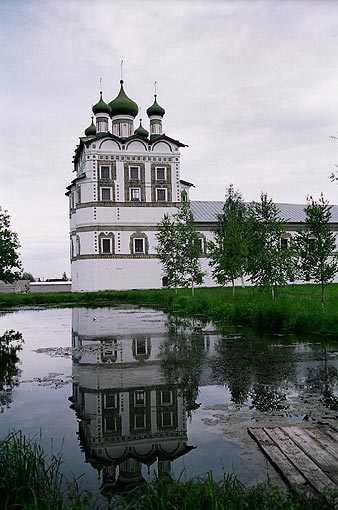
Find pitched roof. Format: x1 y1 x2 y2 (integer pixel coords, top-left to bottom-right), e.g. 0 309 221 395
191 201 338 224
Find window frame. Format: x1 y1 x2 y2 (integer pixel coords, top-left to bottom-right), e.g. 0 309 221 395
101 238 112 254
134 413 146 429
129 187 141 202
134 238 145 254
129 166 140 180
101 187 112 201
100 165 111 179
155 167 166 181
156 188 167 202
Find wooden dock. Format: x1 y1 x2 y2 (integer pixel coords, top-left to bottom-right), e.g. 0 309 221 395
248 426 338 493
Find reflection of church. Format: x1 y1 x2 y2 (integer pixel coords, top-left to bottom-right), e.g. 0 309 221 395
69 307 197 492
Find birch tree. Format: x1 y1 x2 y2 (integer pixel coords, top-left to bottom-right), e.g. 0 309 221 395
156 202 204 294
295 194 338 307
247 193 294 298
208 185 248 296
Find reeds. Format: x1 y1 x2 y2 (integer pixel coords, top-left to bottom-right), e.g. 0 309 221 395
0 433 337 509
0 430 63 509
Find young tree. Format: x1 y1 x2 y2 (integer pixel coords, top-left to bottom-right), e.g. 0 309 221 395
208 184 248 297
0 208 21 283
295 194 338 307
156 213 181 293
156 202 204 295
247 193 294 299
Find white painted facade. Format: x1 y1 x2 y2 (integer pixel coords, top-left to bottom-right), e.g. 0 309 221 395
67 82 338 292
67 81 188 291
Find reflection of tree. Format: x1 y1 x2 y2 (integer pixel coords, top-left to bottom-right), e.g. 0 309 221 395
304 343 338 411
211 334 295 411
0 330 23 412
160 316 206 414
250 384 287 412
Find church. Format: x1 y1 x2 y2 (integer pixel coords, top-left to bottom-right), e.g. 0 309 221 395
67 79 338 292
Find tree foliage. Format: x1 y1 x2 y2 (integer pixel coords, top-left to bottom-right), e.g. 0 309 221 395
208 185 248 296
0 208 21 283
0 330 23 413
295 194 338 306
22 272 35 282
156 202 204 294
247 193 294 298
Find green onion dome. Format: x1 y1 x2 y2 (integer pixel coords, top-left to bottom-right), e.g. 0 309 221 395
92 92 111 115
84 117 96 136
146 95 165 117
134 119 149 138
109 80 138 118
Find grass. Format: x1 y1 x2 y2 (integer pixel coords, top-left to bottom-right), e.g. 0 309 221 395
1 432 338 509
1 283 338 335
0 431 100 510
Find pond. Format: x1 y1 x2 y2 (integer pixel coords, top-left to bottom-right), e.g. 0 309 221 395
1 305 338 495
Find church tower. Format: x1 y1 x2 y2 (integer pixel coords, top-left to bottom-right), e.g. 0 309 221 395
67 79 188 291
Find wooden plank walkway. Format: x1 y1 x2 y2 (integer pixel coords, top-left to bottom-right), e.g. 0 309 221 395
248 426 338 494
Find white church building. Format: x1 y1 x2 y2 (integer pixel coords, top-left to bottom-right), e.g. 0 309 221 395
67 79 338 292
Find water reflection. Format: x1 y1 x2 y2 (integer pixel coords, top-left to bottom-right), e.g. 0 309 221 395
0 330 23 413
69 308 198 493
68 308 338 492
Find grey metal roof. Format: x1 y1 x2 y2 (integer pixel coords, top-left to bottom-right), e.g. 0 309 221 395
191 201 338 224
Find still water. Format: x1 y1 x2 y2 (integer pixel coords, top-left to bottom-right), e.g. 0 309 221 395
1 305 338 494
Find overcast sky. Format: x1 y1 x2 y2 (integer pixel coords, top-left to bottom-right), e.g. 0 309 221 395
1 0 338 279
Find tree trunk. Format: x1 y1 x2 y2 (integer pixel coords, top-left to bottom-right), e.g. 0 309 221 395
271 285 275 300
321 280 325 310
191 280 195 296
232 279 235 298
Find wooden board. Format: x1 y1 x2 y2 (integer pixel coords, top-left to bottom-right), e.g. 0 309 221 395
247 427 309 491
248 426 338 493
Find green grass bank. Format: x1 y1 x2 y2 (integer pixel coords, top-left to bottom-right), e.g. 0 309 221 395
1 431 337 510
1 284 338 335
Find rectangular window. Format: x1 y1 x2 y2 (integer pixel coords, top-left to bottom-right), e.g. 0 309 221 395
280 238 288 250
104 394 117 409
134 238 144 253
101 187 112 201
156 167 166 180
161 390 172 405
156 188 167 202
104 416 117 432
195 238 204 253
130 188 140 201
134 414 146 429
129 166 140 180
161 411 173 427
134 391 145 407
136 338 146 354
102 238 111 254
100 166 110 179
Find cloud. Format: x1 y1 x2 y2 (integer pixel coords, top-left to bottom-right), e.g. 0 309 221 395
1 0 338 277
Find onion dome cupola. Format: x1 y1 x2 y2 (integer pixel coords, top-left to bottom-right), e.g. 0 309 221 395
84 116 96 137
109 80 138 138
147 94 165 139
134 119 149 138
92 92 111 134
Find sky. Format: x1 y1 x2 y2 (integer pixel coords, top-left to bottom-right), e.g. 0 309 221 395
1 0 338 279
